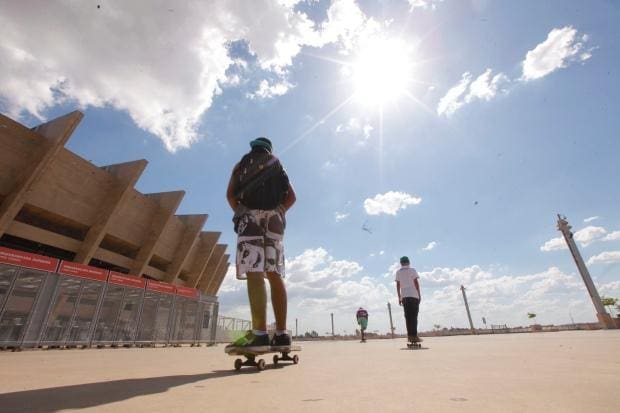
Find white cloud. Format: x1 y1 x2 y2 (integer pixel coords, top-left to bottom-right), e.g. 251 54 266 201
437 69 509 117
584 216 599 223
541 225 611 251
363 191 422 216
600 281 620 293
320 0 380 53
521 26 593 81
466 69 510 102
247 79 294 99
382 262 401 278
587 251 620 265
422 241 437 251
438 27 594 117
574 226 607 246
604 231 620 242
218 248 599 334
437 72 472 117
334 117 373 140
0 0 375 152
335 212 350 222
420 265 492 285
540 236 567 252
407 0 444 11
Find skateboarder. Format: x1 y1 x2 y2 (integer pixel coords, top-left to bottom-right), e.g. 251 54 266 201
225 137 296 351
394 256 422 343
356 307 369 342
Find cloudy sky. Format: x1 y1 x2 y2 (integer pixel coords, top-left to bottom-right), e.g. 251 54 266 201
2 0 619 335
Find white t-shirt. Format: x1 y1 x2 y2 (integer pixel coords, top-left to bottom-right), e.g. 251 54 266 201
395 266 420 299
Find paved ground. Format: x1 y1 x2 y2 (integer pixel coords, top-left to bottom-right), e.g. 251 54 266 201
0 330 619 412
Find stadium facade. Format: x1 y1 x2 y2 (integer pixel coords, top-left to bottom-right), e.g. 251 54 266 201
0 111 230 348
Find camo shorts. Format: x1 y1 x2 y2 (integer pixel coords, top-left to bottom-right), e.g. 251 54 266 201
235 208 285 279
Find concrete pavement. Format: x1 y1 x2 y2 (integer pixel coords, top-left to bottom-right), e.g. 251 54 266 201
0 330 619 412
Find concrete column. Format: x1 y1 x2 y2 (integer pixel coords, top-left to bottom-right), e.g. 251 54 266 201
461 285 476 334
74 159 147 264
130 191 184 276
163 214 208 283
0 111 83 237
198 244 226 294
197 244 226 292
186 232 220 288
207 256 230 296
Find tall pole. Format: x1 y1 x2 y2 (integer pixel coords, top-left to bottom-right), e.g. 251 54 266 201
295 318 298 337
387 302 395 338
460 285 476 334
557 215 616 329
331 313 334 337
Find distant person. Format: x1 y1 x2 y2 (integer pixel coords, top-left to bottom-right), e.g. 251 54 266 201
356 307 369 342
225 137 296 350
394 256 422 343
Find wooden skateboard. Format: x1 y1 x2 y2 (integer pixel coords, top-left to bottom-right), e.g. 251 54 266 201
406 338 424 349
225 345 301 371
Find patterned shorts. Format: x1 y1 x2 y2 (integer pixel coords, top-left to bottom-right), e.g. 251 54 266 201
235 208 285 279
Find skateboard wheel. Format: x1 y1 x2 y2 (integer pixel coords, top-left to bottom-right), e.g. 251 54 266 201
234 358 243 371
257 359 266 371
273 355 279 365
292 355 299 364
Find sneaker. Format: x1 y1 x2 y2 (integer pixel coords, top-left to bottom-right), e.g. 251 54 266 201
225 331 270 352
411 336 423 343
271 333 292 348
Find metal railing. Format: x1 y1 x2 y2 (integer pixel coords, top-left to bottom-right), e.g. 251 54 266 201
0 258 219 350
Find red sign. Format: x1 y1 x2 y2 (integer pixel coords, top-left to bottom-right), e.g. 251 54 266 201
175 285 199 299
0 247 59 272
109 271 146 289
146 279 176 294
58 261 108 282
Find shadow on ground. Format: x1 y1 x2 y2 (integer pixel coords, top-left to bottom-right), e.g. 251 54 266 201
0 370 249 413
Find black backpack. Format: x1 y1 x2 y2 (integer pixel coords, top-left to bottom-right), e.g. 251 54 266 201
233 149 289 210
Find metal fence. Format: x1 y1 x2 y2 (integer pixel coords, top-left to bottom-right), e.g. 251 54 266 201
213 316 251 343
0 247 219 350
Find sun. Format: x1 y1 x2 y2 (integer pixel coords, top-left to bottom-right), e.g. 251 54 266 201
351 37 414 106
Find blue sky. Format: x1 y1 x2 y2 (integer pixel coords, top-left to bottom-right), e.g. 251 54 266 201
1 0 619 334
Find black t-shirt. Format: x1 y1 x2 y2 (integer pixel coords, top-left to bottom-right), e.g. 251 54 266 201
232 148 290 210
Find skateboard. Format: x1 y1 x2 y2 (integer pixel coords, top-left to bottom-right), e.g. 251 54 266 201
225 345 301 371
407 338 423 349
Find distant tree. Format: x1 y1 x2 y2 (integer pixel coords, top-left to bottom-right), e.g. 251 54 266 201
433 324 441 331
527 312 537 323
601 296 618 316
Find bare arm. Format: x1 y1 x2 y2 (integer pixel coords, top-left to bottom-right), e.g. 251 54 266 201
414 278 421 303
281 181 296 211
226 168 239 211
396 280 402 305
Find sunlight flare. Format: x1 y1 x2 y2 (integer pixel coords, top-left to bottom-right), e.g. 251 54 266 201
352 37 414 106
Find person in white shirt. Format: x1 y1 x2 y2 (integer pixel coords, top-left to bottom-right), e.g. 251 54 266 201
394 256 422 343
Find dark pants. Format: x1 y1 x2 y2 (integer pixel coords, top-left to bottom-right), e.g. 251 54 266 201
402 297 420 338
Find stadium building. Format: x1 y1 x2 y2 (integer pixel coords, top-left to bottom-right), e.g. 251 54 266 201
0 111 230 349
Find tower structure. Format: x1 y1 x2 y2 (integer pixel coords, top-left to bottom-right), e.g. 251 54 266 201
557 215 616 329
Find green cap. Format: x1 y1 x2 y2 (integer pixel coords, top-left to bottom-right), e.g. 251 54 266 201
250 137 272 153
400 256 410 264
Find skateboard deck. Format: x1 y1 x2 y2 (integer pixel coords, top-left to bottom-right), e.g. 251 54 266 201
225 345 301 371
406 339 424 349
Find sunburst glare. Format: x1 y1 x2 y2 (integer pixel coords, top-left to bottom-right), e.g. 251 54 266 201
351 37 415 106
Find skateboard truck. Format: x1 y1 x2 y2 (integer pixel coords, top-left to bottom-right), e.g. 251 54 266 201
228 346 301 371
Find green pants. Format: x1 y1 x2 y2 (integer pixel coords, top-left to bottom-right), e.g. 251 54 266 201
357 318 368 331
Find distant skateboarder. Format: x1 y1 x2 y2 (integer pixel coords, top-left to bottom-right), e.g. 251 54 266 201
394 256 422 344
225 137 296 351
356 307 369 342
